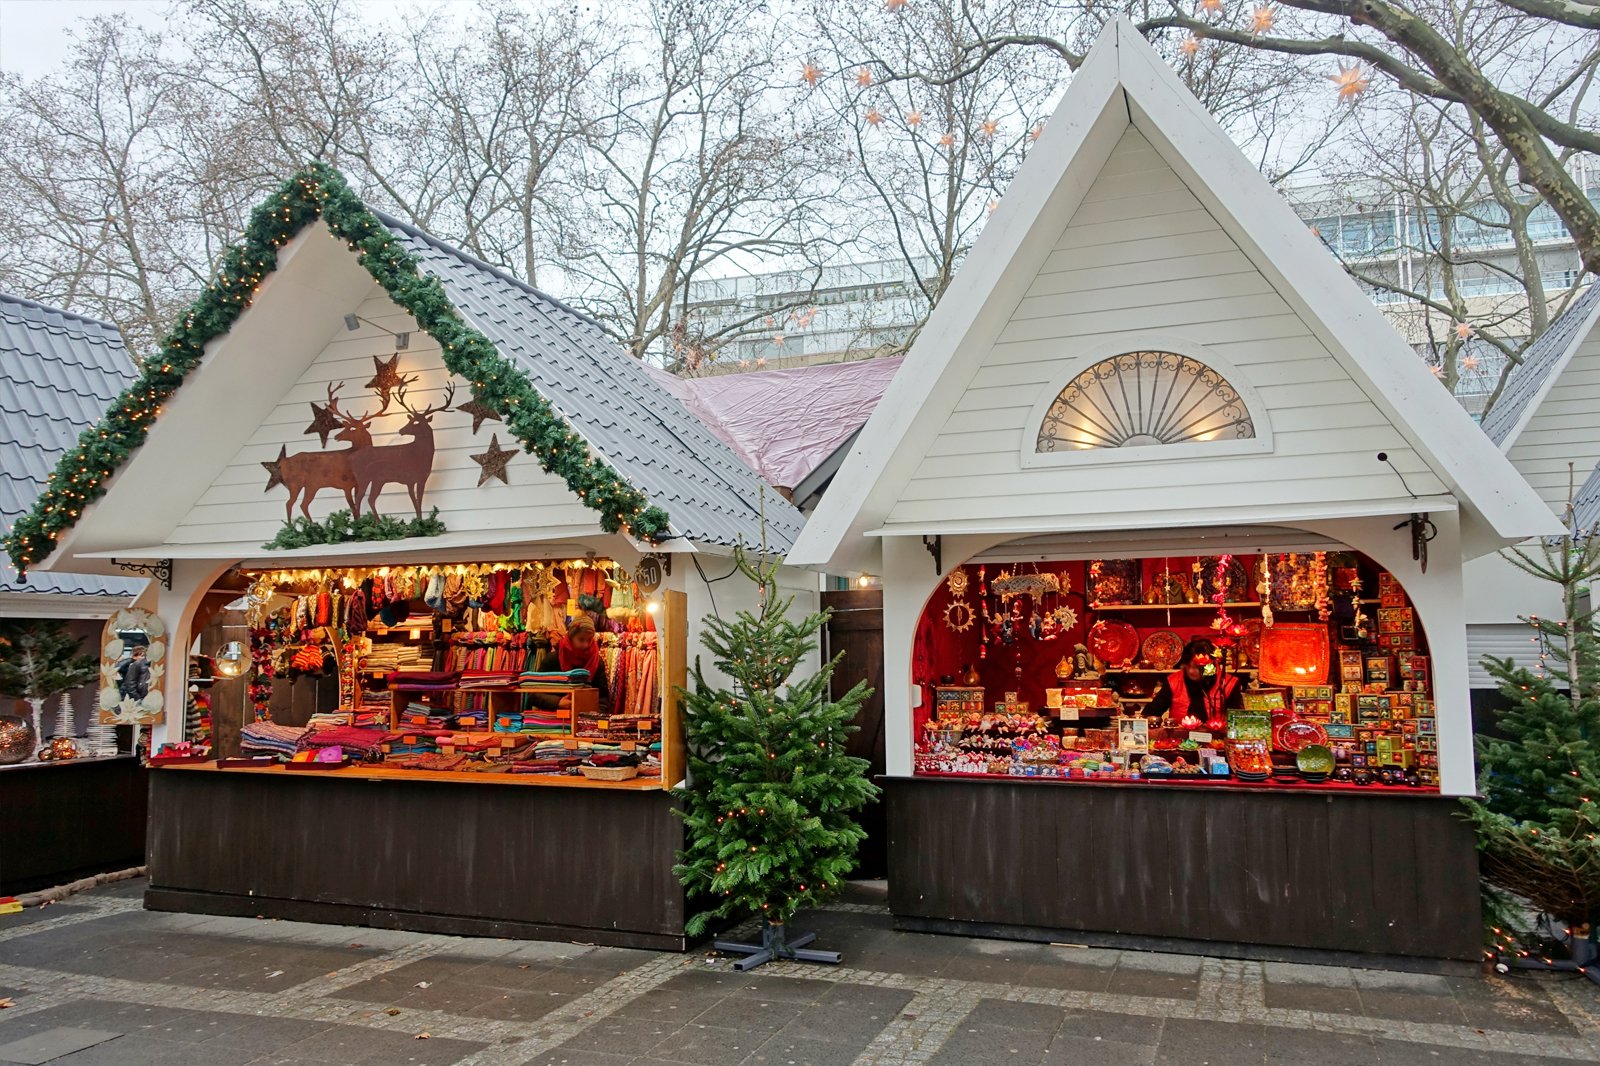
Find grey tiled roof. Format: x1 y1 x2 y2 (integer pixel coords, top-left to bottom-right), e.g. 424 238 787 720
1482 283 1600 447
0 293 144 599
1572 461 1600 534
377 211 805 552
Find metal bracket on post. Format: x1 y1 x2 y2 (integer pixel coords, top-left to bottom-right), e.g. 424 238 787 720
1390 514 1436 574
923 534 942 577
111 558 173 590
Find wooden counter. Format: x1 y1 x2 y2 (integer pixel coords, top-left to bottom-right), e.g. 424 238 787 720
884 774 1481 965
155 761 665 790
0 756 147 895
146 760 687 949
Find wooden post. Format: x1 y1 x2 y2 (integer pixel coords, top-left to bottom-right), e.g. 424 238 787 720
660 590 688 788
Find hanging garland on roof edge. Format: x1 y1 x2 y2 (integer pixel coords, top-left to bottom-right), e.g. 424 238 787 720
4 163 671 577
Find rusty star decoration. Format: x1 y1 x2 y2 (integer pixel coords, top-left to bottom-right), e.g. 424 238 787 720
458 398 501 434
262 446 288 491
304 400 342 446
365 353 407 405
470 433 516 486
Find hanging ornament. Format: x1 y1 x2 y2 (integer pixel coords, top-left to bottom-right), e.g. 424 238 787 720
1249 4 1276 34
947 566 970 598
801 61 822 88
865 107 884 127
944 600 975 633
979 118 999 139
1462 355 1480 371
1030 122 1045 142
856 67 873 87
987 200 999 215
906 109 923 127
1198 0 1224 13
1258 555 1274 629
1311 551 1331 622
886 0 907 10
1180 35 1201 56
1050 604 1078 631
1454 321 1474 340
939 131 956 146
1327 62 1371 101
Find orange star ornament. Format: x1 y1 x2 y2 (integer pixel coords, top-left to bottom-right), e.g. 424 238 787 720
1327 62 1371 101
801 61 822 88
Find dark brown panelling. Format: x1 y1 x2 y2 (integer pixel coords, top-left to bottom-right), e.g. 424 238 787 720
885 777 1481 961
147 770 687 948
0 757 147 894
823 589 885 878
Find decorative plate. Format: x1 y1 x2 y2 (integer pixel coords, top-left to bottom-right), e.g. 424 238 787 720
1088 620 1139 667
1296 744 1335 776
1141 630 1183 671
1197 556 1250 603
1274 719 1328 753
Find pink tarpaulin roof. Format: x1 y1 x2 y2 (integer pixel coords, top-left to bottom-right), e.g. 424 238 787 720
644 358 903 492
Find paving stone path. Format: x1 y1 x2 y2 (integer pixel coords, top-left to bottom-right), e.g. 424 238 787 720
0 879 1596 1065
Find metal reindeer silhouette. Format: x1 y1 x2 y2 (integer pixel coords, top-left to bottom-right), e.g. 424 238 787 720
262 354 458 521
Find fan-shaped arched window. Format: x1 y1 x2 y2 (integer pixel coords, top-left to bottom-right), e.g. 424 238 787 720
1036 351 1255 452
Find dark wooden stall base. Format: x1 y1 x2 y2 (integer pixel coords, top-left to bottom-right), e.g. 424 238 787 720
147 767 687 951
885 775 1482 965
0 756 147 896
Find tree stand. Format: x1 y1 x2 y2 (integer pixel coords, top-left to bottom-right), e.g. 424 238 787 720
715 920 842 972
1497 922 1600 987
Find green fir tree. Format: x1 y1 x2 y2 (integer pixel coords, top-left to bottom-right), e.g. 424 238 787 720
1464 480 1600 943
674 547 879 943
0 620 100 756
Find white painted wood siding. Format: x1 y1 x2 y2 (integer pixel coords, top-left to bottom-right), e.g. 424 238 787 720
886 128 1444 527
1468 623 1541 689
167 284 594 547
1506 333 1600 508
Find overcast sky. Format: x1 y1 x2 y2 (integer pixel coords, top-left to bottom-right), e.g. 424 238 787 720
0 1 162 78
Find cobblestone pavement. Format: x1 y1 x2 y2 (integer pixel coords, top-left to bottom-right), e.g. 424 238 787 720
0 879 1596 1065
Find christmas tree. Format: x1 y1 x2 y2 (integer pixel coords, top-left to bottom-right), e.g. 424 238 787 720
1465 481 1600 972
674 546 878 969
0 620 100 759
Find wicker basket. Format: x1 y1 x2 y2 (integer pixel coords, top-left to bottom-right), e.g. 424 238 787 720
579 764 638 782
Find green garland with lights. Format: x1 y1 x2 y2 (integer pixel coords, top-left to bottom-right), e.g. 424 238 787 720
262 508 448 551
4 163 672 577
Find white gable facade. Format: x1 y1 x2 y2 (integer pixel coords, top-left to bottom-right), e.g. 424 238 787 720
790 19 1558 800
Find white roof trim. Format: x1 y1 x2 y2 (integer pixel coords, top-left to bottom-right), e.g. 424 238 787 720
1493 291 1600 452
785 17 1561 572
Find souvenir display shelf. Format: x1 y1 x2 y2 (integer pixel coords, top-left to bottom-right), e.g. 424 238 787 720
914 554 1438 794
181 557 678 787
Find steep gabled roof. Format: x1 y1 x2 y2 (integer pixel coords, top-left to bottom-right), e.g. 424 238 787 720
786 18 1558 570
5 167 802 574
377 211 804 551
0 293 144 599
1480 282 1600 449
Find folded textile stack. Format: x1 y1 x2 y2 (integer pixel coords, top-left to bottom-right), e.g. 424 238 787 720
389 752 471 772
307 711 352 729
454 709 488 728
398 700 453 729
516 668 590 686
299 726 386 758
507 758 582 775
494 712 523 733
387 670 461 689
240 722 307 760
458 672 516 689
520 711 570 733
351 711 384 728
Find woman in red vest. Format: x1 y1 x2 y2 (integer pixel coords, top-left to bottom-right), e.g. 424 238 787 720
1147 638 1241 729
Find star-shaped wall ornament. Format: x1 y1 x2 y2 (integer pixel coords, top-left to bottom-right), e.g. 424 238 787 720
458 398 501 434
470 434 516 486
304 401 343 446
365 353 406 404
262 446 288 491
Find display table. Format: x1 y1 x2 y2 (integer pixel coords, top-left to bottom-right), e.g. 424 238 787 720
884 775 1481 965
145 763 688 949
0 755 147 895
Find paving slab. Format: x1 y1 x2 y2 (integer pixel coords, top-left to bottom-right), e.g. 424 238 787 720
0 1026 120 1065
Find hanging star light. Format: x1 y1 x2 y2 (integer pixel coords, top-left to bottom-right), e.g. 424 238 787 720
773 333 786 347
1180 34 1201 55
1462 355 1481 371
801 61 822 88
980 118 999 139
1454 321 1475 340
987 200 999 215
886 0 907 10
1327 61 1371 101
865 107 883 126
1029 122 1045 141
1430 363 1444 378
755 357 768 368
939 131 956 146
1250 4 1276 34
469 434 516 486
1199 0 1224 13
857 67 873 87
906 109 923 127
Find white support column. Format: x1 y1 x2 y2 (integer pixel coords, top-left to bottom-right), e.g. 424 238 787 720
148 559 233 752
